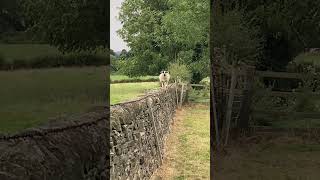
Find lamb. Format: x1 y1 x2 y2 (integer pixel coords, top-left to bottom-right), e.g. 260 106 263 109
159 70 170 88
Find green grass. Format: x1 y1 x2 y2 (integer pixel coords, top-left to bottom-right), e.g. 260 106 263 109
111 75 158 81
214 136 320 180
152 104 210 179
253 114 320 128
0 66 107 133
188 88 210 103
176 104 210 178
110 82 159 105
294 52 320 67
110 74 158 83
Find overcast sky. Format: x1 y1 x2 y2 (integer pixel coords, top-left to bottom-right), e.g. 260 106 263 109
110 0 129 52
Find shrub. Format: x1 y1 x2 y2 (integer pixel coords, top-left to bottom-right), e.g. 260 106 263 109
293 93 318 112
200 77 210 86
199 77 210 93
168 62 192 83
12 59 30 69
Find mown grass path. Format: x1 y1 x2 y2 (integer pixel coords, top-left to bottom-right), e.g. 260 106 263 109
152 103 210 180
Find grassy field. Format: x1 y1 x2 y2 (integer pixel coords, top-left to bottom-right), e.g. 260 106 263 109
0 66 106 133
110 82 159 104
110 74 158 83
152 103 210 179
214 135 320 180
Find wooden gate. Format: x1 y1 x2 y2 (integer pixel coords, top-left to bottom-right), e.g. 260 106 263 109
211 48 255 145
251 70 320 128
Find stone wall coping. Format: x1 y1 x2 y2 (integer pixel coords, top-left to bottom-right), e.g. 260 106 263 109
0 106 109 141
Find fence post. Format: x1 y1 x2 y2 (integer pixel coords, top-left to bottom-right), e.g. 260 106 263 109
211 79 220 146
238 67 255 128
180 83 185 107
175 80 179 106
224 63 237 146
147 99 163 165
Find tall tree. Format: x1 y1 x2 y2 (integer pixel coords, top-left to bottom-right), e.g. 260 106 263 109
118 0 209 82
243 0 320 70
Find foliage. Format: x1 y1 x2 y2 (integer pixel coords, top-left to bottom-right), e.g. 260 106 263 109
213 0 320 70
0 44 107 70
117 0 209 82
212 10 263 66
0 54 107 70
200 77 210 86
168 62 192 83
21 0 108 53
200 77 210 92
110 49 116 56
293 52 320 69
293 93 318 112
243 0 320 70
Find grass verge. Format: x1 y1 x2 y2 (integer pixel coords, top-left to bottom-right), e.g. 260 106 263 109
152 103 210 179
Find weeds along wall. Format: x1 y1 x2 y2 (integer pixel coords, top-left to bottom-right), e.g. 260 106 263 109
0 107 108 180
110 84 187 179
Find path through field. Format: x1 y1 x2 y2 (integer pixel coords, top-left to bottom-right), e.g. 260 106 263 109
152 103 210 180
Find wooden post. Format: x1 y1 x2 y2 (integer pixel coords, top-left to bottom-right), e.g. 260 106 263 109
211 79 220 146
224 63 237 146
148 104 163 164
175 79 179 106
180 83 185 107
239 67 255 128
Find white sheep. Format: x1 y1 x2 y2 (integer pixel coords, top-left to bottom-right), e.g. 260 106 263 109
159 70 170 88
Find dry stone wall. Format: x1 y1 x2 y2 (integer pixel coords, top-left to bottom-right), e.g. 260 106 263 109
0 84 186 180
0 107 108 180
110 84 187 179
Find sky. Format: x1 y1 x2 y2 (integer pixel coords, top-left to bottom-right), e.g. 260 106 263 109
110 0 129 52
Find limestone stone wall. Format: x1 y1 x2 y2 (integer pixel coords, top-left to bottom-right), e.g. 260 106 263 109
0 107 108 180
110 84 187 179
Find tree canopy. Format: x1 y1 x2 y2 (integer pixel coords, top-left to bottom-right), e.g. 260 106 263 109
213 0 320 71
21 0 108 53
118 0 209 82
